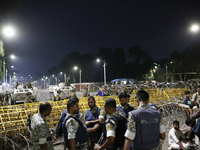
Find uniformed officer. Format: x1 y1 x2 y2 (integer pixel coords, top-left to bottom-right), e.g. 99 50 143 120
94 98 127 150
65 80 71 86
126 79 131 85
3 92 9 106
85 96 103 150
0 94 4 107
24 92 34 103
122 86 128 93
123 90 166 150
83 87 89 97
62 97 89 150
117 80 121 85
55 89 62 101
16 82 20 89
110 86 118 96
27 82 33 89
117 92 134 119
71 88 77 97
31 102 53 150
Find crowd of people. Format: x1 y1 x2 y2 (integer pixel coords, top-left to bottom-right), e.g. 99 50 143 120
31 90 167 150
4 82 200 149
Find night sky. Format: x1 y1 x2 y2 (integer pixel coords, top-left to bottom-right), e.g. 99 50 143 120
3 0 200 79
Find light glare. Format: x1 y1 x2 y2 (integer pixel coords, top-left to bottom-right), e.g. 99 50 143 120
191 24 199 32
3 27 15 37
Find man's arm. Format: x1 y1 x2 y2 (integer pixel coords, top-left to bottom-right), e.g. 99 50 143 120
159 116 166 140
94 137 115 150
123 138 132 150
177 142 186 150
87 123 99 133
69 139 76 150
190 108 200 120
160 132 165 140
85 119 101 126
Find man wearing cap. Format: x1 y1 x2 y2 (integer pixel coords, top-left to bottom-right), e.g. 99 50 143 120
25 92 34 103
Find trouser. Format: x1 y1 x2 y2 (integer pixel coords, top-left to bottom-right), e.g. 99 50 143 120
170 141 190 149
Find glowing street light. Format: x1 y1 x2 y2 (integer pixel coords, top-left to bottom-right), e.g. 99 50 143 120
166 61 173 82
96 58 107 85
74 66 82 91
190 24 199 32
2 26 15 38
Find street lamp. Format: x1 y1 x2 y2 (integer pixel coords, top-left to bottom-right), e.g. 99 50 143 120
96 58 107 85
74 66 82 91
166 61 173 82
190 24 199 32
2 54 15 84
2 26 15 38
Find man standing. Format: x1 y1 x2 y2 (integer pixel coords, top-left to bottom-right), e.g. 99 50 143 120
63 97 89 150
31 102 53 150
110 86 118 96
192 86 200 104
83 87 89 97
55 89 62 101
123 90 166 150
85 96 103 149
117 92 134 119
94 98 127 150
0 94 4 107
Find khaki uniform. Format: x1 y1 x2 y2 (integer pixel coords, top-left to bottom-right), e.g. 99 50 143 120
24 97 33 103
65 81 71 86
0 101 3 107
65 112 88 150
55 94 62 101
31 113 54 150
27 83 33 89
3 100 8 106
83 90 89 97
71 92 77 97
111 89 118 95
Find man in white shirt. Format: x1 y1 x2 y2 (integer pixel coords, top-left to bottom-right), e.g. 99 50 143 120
168 120 194 150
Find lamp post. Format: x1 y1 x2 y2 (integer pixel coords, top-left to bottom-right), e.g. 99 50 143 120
165 61 173 82
74 66 82 91
97 59 107 85
2 54 15 84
